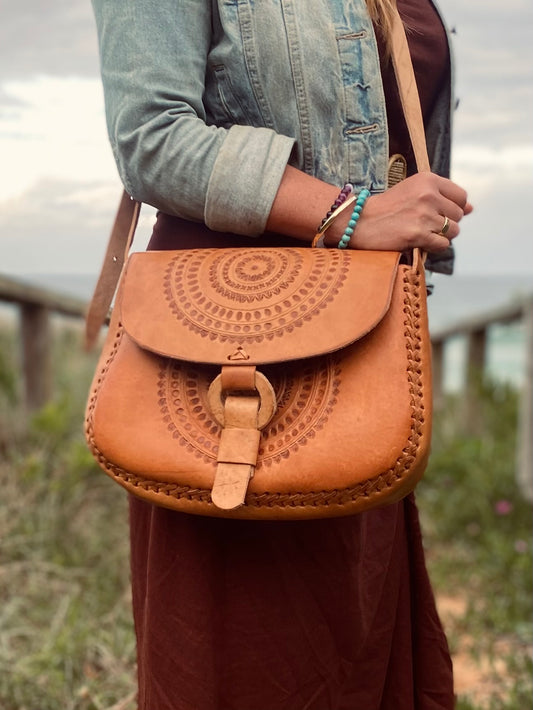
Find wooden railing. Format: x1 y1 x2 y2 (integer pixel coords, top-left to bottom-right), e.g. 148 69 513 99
0 274 88 410
431 295 533 501
1 273 532 499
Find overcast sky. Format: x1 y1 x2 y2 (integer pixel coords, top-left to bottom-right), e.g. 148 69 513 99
1 0 532 278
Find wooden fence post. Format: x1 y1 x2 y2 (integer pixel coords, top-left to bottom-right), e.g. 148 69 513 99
431 340 444 409
0 274 89 411
20 303 52 410
517 298 533 502
465 328 487 435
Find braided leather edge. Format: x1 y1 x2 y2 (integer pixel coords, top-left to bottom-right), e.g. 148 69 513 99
85 265 428 515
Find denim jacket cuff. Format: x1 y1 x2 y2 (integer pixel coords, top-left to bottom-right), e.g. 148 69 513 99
204 125 295 235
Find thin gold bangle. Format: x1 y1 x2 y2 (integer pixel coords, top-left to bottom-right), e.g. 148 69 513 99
312 195 356 248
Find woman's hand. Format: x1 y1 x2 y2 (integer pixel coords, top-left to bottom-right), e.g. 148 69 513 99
266 166 472 252
341 172 473 252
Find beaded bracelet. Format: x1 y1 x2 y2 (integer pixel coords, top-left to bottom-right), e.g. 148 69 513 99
317 183 354 233
312 195 356 248
337 188 371 249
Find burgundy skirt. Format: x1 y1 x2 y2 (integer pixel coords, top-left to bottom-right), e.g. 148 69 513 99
128 214 454 710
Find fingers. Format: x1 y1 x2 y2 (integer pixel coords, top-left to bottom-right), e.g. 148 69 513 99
435 174 469 213
426 214 457 253
431 213 457 241
347 173 472 254
426 236 453 253
435 215 451 237
412 172 470 218
437 199 465 226
414 173 472 253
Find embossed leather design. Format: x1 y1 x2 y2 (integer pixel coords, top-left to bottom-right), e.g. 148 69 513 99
85 247 433 520
119 249 400 364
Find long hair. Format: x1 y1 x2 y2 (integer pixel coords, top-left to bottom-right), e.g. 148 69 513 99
366 0 397 54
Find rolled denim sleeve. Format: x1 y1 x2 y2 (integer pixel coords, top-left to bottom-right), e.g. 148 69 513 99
91 0 295 235
205 125 294 234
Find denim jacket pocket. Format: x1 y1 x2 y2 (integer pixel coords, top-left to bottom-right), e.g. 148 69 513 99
206 64 265 129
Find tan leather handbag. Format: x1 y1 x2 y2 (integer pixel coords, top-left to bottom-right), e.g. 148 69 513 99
84 10 434 519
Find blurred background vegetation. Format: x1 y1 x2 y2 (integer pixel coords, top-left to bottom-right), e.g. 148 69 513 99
0 319 531 710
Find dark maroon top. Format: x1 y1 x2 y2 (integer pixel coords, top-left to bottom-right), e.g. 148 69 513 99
129 3 453 709
380 0 450 170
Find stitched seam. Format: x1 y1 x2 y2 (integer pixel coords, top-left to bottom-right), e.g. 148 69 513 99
235 2 275 129
279 0 313 174
87 267 427 513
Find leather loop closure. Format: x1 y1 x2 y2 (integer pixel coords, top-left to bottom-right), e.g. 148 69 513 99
207 368 277 429
211 370 268 510
220 364 256 392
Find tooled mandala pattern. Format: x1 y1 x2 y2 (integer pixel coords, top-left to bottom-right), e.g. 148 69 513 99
157 357 341 466
163 249 349 341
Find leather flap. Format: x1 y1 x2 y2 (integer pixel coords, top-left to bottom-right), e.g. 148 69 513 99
118 248 400 365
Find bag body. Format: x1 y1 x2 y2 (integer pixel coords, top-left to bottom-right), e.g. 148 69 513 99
85 246 432 520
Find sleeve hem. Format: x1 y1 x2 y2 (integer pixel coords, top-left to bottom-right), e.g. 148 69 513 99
204 125 295 235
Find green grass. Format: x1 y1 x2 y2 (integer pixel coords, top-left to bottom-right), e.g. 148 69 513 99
0 324 136 710
417 382 533 709
0 323 531 709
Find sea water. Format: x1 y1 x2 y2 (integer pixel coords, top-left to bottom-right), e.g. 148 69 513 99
428 273 532 392
438 322 526 392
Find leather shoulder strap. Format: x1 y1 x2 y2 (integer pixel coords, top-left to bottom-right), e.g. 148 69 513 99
391 8 431 173
84 6 428 349
84 192 140 348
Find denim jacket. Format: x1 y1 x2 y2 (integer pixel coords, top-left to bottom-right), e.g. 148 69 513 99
92 0 454 271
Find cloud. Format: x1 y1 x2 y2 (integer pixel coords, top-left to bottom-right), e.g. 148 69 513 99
452 144 533 196
0 178 156 275
452 179 533 276
439 0 533 275
449 143 532 275
0 0 99 82
1 178 121 274
0 0 532 280
443 0 533 145
0 76 116 200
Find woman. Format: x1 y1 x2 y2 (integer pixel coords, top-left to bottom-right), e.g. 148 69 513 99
91 1 472 708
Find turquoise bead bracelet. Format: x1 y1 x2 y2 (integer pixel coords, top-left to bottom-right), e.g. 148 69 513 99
338 188 371 249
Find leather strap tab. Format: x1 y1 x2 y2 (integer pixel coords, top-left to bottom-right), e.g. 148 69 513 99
211 463 255 510
217 427 261 465
221 393 260 428
211 393 261 510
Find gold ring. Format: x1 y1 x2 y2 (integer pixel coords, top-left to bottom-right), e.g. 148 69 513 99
439 216 450 236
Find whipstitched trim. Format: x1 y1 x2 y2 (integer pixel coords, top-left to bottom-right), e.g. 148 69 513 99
85 266 426 511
